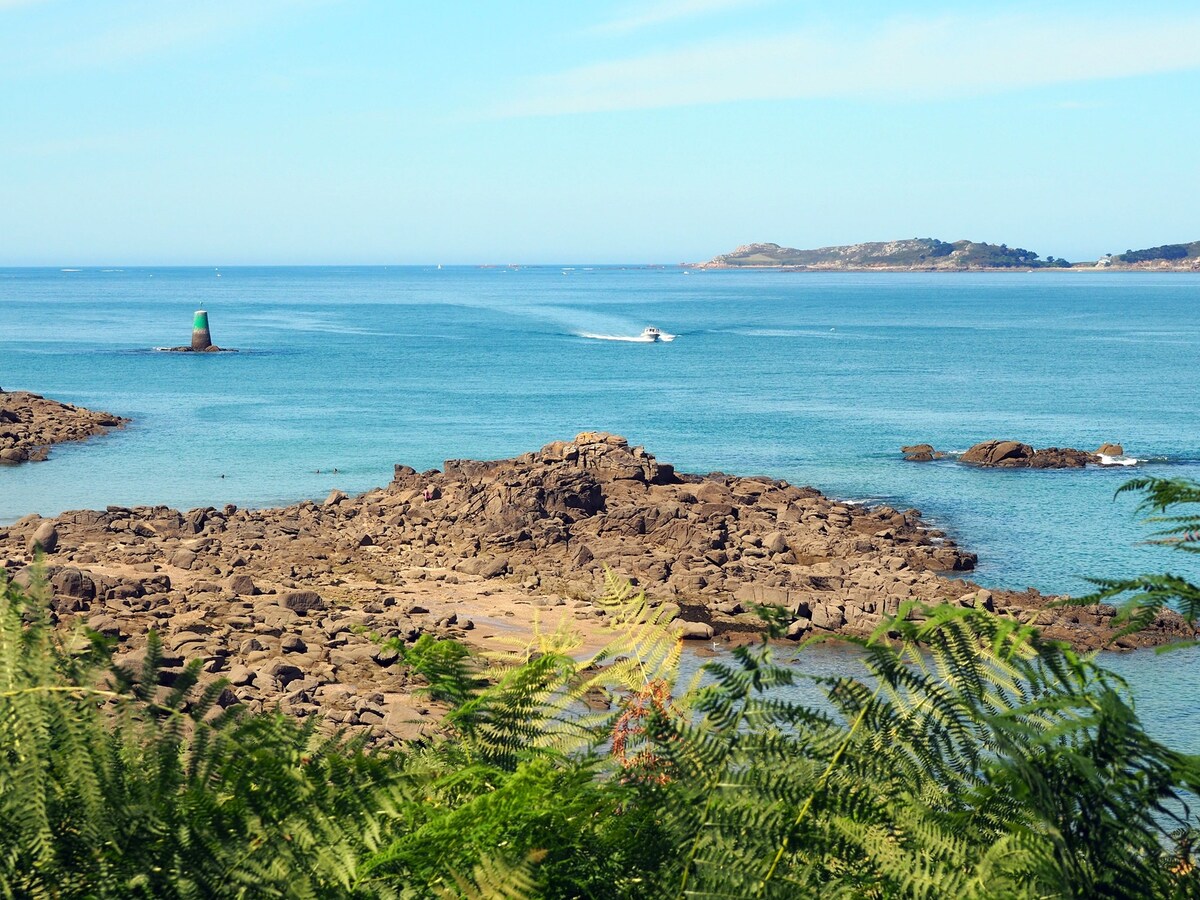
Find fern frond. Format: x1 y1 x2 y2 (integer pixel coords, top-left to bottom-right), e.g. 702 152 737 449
1054 478 1200 636
436 849 544 900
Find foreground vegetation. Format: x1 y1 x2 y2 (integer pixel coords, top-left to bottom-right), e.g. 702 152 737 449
3 479 1200 898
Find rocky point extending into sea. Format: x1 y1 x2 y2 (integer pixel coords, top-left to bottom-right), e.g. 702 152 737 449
0 388 128 464
1 432 1191 744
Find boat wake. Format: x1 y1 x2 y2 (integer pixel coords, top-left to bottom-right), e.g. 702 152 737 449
578 331 676 343
732 328 847 338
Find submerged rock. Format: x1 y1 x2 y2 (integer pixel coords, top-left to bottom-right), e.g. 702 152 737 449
159 345 236 353
901 444 945 462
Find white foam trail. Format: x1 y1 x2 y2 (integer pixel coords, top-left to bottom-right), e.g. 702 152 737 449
1098 454 1140 467
237 313 383 336
578 331 676 343
724 327 875 339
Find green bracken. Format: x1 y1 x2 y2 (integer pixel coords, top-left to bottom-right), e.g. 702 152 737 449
2 478 1199 898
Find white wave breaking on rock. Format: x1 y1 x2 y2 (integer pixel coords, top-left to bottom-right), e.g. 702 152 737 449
1097 454 1140 467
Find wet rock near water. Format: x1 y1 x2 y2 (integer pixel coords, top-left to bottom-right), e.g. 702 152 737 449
904 440 1128 469
960 440 1095 468
2 432 1190 744
0 388 129 464
158 346 237 353
901 444 946 462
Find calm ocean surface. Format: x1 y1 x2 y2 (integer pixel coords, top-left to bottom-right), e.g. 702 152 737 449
2 265 1198 744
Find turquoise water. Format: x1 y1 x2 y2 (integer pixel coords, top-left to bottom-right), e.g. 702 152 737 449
686 642 1200 752
2 265 1198 746
3 266 1197 595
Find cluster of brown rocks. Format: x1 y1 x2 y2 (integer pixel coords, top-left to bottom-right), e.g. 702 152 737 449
6 512 463 744
2 432 1189 744
903 440 1127 468
0 388 128 464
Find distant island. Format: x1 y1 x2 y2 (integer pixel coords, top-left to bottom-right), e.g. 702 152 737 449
694 238 1200 271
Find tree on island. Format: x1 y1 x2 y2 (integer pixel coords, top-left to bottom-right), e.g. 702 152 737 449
1120 244 1190 264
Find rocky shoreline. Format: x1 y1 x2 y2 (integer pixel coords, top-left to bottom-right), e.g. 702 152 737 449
1 432 1191 744
0 388 129 464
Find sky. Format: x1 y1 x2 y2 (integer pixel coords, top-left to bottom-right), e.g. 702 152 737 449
2 0 1199 265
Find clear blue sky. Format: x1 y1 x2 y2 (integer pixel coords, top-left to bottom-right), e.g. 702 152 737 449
3 0 1199 265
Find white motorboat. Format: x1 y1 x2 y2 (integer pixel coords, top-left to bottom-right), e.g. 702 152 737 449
641 326 663 342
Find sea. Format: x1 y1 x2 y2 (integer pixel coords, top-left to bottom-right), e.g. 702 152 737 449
2 265 1198 744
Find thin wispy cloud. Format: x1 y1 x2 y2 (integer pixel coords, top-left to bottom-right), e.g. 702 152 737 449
10 0 321 74
48 8 245 70
592 0 767 35
497 13 1200 116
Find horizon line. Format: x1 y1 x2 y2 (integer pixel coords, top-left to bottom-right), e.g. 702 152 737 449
0 262 691 269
